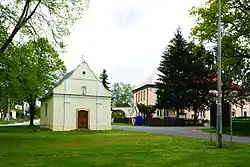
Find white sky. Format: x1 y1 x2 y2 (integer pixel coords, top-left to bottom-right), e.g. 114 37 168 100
62 0 206 86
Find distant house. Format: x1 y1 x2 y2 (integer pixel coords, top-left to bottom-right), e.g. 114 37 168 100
133 71 250 120
39 61 112 131
0 110 17 120
111 107 134 118
132 71 205 120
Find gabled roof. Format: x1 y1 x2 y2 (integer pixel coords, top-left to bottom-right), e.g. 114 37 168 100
133 70 159 92
39 69 75 101
39 61 110 101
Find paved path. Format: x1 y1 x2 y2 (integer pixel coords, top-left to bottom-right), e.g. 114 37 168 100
112 125 250 144
0 119 40 127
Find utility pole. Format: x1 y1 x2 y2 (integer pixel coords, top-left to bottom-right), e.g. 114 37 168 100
7 98 10 121
217 0 223 148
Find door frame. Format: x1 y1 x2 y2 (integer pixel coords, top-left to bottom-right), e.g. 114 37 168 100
76 108 90 129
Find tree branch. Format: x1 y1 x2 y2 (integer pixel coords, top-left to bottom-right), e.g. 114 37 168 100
0 0 41 55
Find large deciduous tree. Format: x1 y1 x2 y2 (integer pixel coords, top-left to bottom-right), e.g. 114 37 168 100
190 0 250 105
111 82 134 107
15 38 66 126
0 0 89 54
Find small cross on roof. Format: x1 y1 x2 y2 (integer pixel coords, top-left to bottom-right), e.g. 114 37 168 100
81 54 84 62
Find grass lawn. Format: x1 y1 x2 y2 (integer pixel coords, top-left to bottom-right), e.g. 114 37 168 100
0 118 24 124
0 126 250 167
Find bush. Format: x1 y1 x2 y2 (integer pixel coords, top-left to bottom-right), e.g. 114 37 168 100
148 117 204 127
232 120 250 136
113 118 130 124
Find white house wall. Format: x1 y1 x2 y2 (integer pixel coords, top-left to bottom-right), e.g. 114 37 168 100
40 96 53 129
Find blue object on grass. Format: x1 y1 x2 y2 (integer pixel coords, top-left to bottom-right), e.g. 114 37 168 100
134 116 143 125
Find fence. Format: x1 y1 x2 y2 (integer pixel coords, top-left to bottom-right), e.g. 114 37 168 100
113 117 204 126
148 117 204 127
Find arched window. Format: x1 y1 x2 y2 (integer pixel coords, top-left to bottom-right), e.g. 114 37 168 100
81 86 87 95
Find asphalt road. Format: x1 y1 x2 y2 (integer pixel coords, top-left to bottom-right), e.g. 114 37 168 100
0 119 40 127
112 125 250 144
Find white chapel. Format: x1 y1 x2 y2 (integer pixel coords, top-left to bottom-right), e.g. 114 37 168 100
39 61 112 131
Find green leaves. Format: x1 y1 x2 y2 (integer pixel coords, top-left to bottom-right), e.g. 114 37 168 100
11 38 66 102
111 82 135 107
156 28 216 118
190 0 250 104
0 0 89 54
137 103 156 116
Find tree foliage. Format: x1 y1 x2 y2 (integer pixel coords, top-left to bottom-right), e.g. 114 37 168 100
0 0 89 54
13 38 66 125
111 82 135 107
99 69 110 91
190 0 250 105
156 28 192 117
156 28 216 120
136 103 156 125
187 44 216 121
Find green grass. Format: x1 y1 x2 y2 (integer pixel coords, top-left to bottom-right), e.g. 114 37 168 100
0 126 250 167
0 118 24 124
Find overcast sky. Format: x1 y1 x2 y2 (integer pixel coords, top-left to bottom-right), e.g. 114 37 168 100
62 0 206 87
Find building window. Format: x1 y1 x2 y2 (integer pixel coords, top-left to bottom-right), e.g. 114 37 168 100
81 86 87 95
45 103 48 116
159 110 162 117
141 91 142 101
143 90 145 101
244 111 247 117
164 110 168 117
136 93 138 102
157 110 160 117
138 92 140 102
232 112 235 117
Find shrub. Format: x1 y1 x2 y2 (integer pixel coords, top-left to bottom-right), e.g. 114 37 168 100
232 120 250 136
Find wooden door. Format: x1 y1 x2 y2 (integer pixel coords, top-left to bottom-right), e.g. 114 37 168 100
78 110 88 129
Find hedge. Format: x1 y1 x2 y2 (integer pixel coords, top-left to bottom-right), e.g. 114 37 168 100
232 120 250 136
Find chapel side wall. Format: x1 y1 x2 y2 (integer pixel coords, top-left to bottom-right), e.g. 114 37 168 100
98 98 112 130
40 102 45 128
52 95 65 131
40 96 53 129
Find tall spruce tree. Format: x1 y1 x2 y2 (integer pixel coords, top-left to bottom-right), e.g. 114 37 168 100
156 28 191 118
100 69 110 91
156 30 217 121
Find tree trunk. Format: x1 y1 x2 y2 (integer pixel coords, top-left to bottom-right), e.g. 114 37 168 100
193 108 198 124
29 102 35 126
176 109 180 119
221 91 225 104
241 105 243 116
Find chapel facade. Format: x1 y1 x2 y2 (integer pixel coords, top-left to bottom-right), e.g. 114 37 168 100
39 61 112 131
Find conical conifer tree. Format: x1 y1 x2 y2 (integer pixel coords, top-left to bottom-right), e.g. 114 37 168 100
155 28 191 118
100 69 110 90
